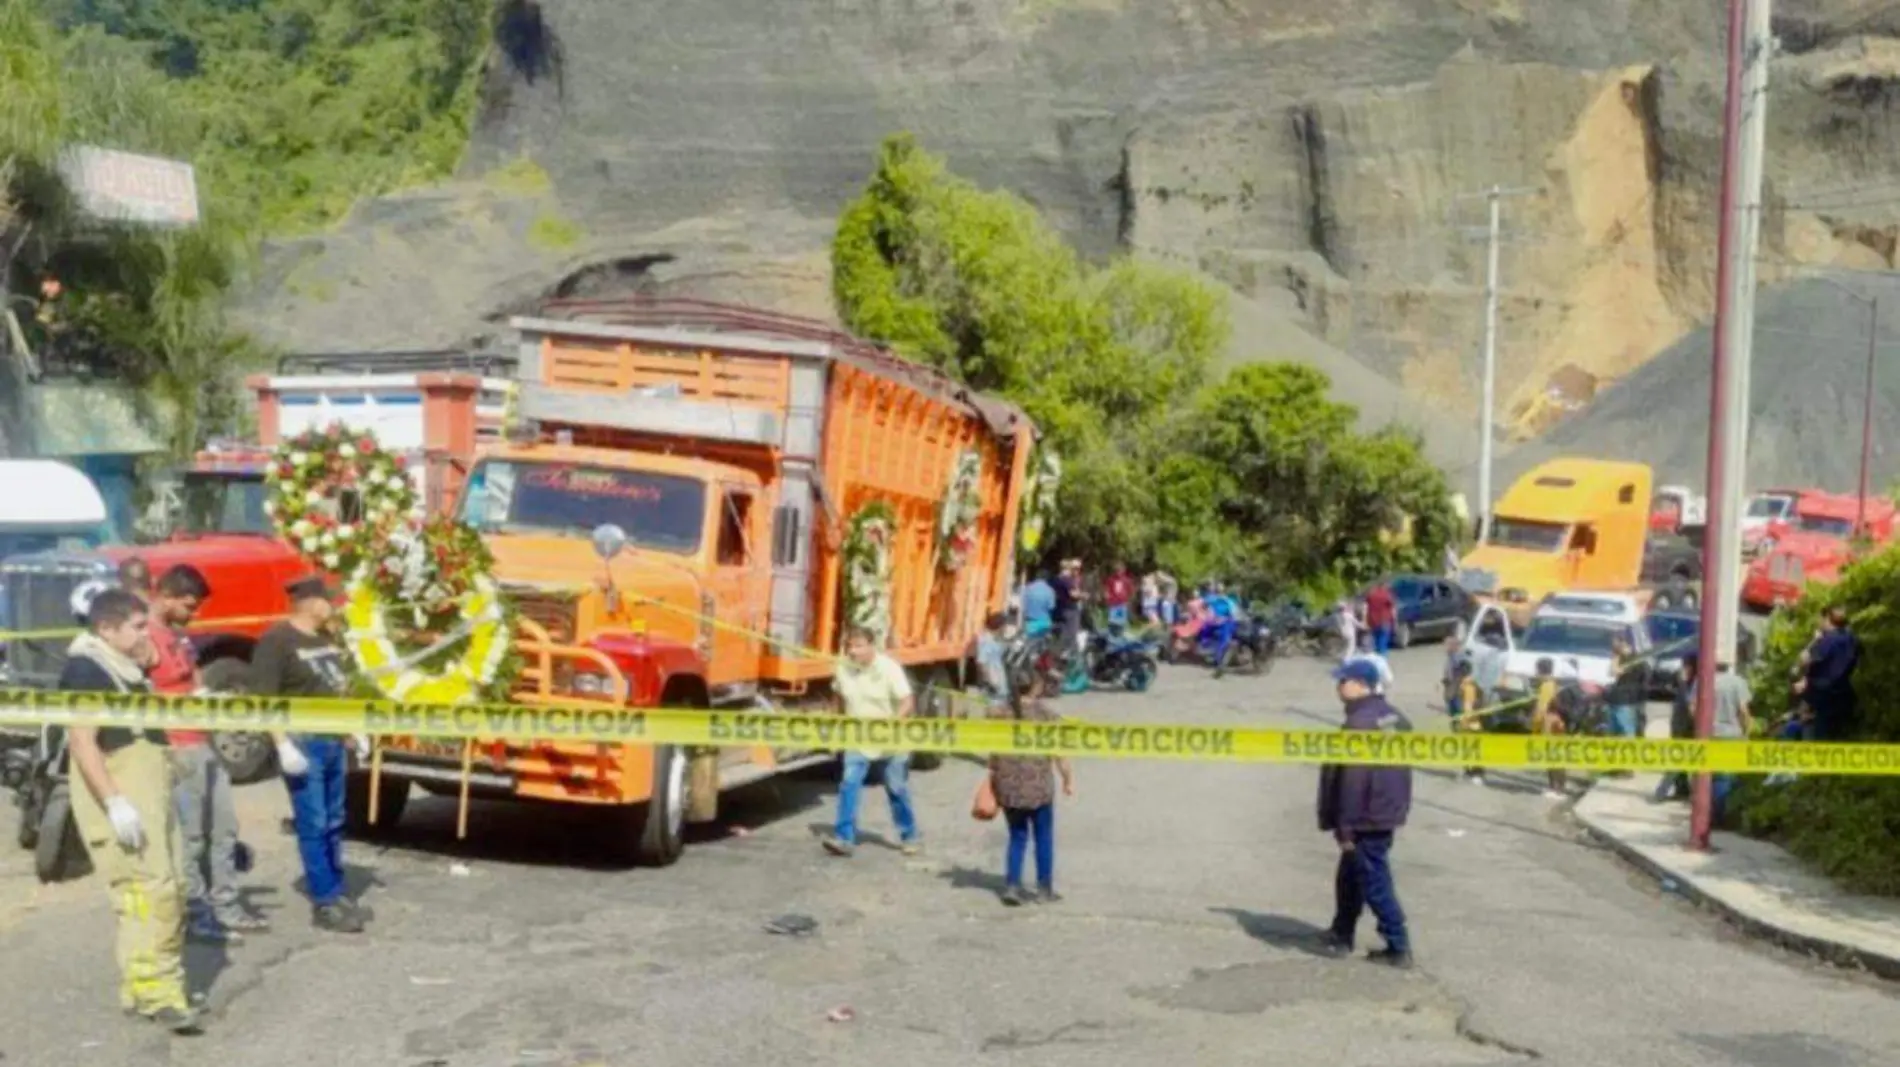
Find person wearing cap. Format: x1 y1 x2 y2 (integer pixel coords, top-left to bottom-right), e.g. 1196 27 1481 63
250 575 365 934
1316 658 1415 969
59 588 200 1034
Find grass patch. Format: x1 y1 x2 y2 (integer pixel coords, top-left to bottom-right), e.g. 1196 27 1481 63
527 211 584 251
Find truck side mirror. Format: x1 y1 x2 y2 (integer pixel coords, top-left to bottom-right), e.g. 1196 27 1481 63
591 523 629 561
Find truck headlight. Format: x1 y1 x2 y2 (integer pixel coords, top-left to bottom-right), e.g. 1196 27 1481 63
571 672 609 696
1502 588 1529 604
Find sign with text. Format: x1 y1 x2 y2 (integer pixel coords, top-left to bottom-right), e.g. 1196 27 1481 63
55 145 200 227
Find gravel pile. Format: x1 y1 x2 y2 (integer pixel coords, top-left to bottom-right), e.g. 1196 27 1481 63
1496 278 1900 494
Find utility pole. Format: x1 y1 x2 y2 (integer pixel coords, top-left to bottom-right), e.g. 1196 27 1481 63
1860 297 1878 537
1692 0 1753 853
1468 184 1538 543
1712 0 1775 669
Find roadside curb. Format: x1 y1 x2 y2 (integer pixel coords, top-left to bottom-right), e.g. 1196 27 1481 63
1574 790 1900 982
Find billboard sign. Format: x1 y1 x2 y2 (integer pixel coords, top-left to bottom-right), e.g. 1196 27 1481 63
55 145 200 227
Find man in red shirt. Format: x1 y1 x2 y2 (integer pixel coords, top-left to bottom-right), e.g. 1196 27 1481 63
1104 562 1134 627
1364 582 1397 656
149 565 267 941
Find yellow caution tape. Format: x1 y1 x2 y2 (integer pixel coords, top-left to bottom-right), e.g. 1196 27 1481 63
1 687 1896 775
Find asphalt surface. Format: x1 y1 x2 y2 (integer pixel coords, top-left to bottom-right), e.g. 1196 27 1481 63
2 646 1897 1066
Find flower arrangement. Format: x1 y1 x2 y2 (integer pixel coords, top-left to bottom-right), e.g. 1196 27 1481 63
936 449 984 572
1018 446 1062 555
841 501 896 648
265 423 416 576
267 424 518 703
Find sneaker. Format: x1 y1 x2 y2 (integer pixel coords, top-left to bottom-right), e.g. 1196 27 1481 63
1036 887 1063 905
1316 933 1354 959
219 910 271 933
1543 789 1566 800
899 839 923 857
1365 948 1414 970
1464 774 1485 786
821 836 856 857
144 1007 204 1035
1000 885 1031 907
186 917 239 944
312 902 365 934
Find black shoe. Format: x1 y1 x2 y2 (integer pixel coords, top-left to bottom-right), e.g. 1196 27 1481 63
1365 948 1414 969
144 1007 204 1035
1036 887 1063 904
312 902 365 934
1317 933 1354 959
1001 885 1030 907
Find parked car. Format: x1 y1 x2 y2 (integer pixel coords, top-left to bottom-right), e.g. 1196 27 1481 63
1376 575 1476 649
1463 594 1650 732
1642 611 1759 700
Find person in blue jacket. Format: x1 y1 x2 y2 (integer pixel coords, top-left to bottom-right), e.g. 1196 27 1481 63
1020 574 1057 636
1316 658 1415 968
1797 606 1861 740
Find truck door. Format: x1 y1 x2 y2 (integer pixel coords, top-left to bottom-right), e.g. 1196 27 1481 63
705 485 766 692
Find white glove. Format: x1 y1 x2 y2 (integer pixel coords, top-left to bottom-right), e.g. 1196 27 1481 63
351 734 371 760
276 738 310 777
103 796 145 851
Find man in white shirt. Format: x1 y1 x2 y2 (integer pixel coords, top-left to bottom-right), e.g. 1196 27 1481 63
823 627 922 857
1341 632 1394 695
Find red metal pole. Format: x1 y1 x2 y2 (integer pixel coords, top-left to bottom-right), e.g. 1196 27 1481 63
1860 297 1877 537
1691 0 1751 851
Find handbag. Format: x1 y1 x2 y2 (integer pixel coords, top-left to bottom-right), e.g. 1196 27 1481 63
971 775 1000 821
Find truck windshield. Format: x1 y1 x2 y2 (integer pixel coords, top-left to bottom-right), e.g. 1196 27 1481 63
179 474 272 535
461 460 706 553
0 527 106 560
1520 618 1630 657
1746 496 1791 519
1489 517 1569 553
1795 514 1854 537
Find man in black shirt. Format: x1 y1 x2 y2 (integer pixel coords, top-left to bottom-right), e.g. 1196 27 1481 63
60 588 200 1034
251 575 365 934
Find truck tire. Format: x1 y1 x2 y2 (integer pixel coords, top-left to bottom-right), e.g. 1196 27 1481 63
909 666 954 772
1394 621 1414 650
628 744 687 867
35 783 89 884
199 658 277 784
344 772 409 836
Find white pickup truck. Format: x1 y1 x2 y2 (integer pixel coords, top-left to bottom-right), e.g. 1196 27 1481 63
1462 593 1651 729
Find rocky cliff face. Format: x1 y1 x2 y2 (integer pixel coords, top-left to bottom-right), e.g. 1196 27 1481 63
234 0 1900 480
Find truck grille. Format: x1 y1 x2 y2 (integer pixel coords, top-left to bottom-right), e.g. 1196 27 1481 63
0 558 107 687
509 588 581 644
1768 553 1802 584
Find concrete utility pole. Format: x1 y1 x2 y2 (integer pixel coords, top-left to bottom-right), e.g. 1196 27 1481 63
1860 297 1878 536
1711 0 1775 669
1692 0 1756 853
1470 184 1538 543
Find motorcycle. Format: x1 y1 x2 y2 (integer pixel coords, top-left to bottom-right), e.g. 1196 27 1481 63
1011 626 1091 696
9 722 89 884
1291 606 1350 658
1085 626 1161 692
1164 612 1273 677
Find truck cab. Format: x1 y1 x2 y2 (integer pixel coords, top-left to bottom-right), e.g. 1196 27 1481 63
1741 493 1895 609
1458 459 1653 628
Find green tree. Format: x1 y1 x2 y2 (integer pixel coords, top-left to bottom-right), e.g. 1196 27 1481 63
832 133 1224 566
2 0 260 454
1173 363 1457 592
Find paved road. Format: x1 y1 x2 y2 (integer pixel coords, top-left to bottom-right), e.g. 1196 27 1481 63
1 647 1896 1066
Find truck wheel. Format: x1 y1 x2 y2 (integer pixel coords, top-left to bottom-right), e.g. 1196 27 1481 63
344 772 409 836
1394 622 1414 650
629 744 687 867
909 667 954 772
35 783 88 884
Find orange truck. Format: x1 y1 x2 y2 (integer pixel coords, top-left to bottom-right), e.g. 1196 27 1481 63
364 300 1037 865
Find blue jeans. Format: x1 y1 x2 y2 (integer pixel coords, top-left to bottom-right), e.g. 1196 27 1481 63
1004 804 1055 890
1331 831 1408 954
834 752 918 846
283 737 349 906
1609 704 1640 737
1712 774 1736 823
1373 625 1393 655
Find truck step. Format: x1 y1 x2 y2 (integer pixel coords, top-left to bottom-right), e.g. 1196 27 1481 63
719 752 836 792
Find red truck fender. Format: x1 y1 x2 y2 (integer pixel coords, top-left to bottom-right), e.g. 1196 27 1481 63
585 632 708 708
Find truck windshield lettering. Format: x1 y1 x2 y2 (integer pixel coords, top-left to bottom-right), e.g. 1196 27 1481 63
462 461 705 553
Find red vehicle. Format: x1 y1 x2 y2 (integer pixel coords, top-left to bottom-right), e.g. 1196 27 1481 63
1741 492 1896 610
0 372 500 780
